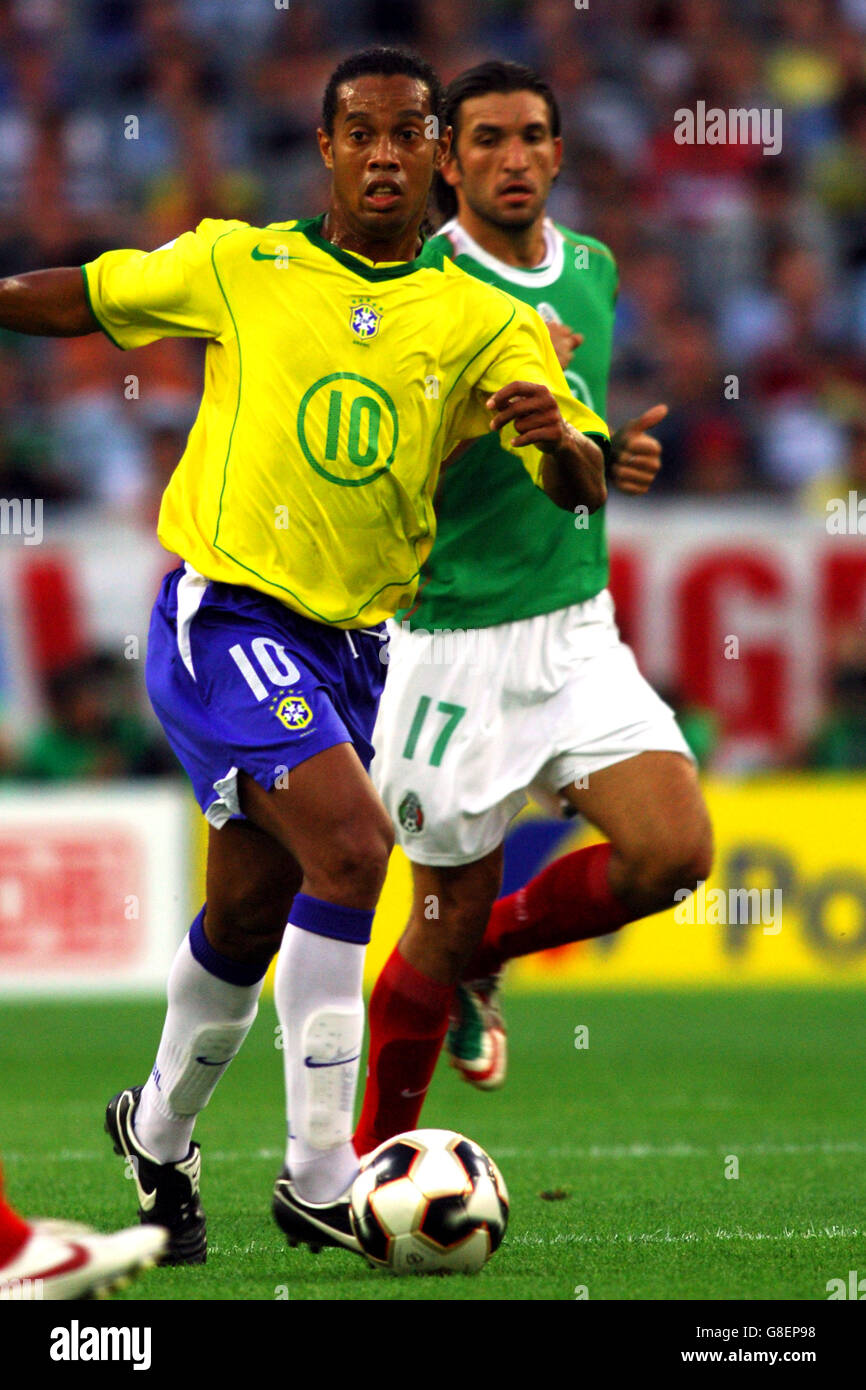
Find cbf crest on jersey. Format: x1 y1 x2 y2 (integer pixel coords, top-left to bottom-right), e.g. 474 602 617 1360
350 296 384 342
270 694 313 730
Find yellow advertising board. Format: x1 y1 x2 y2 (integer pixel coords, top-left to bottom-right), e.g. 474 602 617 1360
504 777 866 988
192 776 866 990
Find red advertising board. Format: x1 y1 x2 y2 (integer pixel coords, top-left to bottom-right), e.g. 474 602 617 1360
0 508 865 765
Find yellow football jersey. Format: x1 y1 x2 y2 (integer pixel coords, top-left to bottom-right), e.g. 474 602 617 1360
82 215 609 627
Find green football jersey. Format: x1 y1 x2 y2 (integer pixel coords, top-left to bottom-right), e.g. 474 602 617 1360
407 218 617 630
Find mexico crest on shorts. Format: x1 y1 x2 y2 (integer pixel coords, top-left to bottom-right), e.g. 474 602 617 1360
349 297 383 342
398 791 424 834
272 694 313 730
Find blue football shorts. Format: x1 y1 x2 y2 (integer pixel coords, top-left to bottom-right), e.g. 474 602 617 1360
146 564 388 828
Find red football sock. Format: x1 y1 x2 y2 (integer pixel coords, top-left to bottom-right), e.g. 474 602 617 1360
354 946 454 1156
0 1171 32 1266
464 843 635 979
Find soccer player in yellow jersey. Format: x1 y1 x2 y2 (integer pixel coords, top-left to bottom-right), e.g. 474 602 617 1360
0 48 608 1260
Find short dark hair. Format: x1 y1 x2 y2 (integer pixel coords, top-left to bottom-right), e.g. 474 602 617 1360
321 46 443 136
436 60 561 218
443 60 561 143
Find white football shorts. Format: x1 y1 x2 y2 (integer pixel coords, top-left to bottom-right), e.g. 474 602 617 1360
370 589 694 866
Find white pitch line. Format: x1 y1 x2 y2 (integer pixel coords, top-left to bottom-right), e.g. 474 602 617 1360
495 1141 866 1160
1 1147 285 1163
508 1225 863 1247
3 1139 864 1164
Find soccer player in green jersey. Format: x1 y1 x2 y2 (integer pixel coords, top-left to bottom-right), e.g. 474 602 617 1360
0 49 609 1259
356 62 713 1150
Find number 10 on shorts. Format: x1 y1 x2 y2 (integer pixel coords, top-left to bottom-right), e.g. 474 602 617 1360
402 696 466 767
229 638 301 700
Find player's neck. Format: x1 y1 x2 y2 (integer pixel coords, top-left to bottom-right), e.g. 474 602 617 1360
322 205 421 264
456 206 547 269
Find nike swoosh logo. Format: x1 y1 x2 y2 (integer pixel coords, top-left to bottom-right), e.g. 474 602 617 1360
195 1055 233 1066
400 1085 429 1099
250 245 289 261
137 1185 157 1213
304 1052 360 1069
22 1240 92 1281
275 1185 359 1249
117 1097 159 1212
126 1158 157 1214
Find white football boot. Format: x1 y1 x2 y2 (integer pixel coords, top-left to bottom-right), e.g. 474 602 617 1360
0 1221 167 1300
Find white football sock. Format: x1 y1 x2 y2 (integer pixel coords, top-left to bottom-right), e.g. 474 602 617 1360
135 935 263 1163
274 924 365 1203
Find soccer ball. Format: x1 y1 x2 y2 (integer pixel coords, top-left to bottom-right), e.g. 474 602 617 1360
350 1128 509 1274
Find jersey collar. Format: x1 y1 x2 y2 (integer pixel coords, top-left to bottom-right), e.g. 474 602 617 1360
294 214 430 281
439 217 565 289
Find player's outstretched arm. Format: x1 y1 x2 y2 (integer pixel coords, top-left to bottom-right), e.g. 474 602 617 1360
486 380 607 514
0 268 98 337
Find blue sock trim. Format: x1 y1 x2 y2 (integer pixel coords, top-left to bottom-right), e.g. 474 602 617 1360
290 893 374 945
188 906 271 986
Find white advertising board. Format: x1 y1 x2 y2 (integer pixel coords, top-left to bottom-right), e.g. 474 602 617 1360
0 782 189 994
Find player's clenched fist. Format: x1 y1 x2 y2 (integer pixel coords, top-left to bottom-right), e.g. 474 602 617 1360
486 380 606 514
486 380 570 452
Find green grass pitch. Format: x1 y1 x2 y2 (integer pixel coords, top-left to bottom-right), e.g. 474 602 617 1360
2 990 863 1301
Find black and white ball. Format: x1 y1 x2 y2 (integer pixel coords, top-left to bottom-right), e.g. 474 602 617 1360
350 1128 509 1274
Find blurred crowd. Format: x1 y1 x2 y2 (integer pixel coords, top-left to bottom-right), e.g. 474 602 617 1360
2 0 866 774
1 0 866 507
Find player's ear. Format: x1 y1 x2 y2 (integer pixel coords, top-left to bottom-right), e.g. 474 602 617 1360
551 135 563 180
440 145 462 190
432 123 453 173
316 127 334 170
